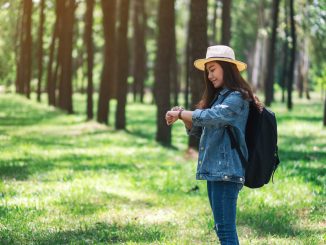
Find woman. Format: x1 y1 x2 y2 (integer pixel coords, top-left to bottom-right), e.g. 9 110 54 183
165 45 262 244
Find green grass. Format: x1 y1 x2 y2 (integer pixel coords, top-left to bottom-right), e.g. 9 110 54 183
0 92 325 244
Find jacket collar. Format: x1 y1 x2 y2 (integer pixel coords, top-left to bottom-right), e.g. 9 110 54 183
209 87 231 107
218 86 230 96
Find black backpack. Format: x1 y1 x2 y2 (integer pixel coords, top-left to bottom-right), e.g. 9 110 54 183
219 91 280 188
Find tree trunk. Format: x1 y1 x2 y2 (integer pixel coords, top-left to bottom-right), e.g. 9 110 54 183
57 0 76 114
72 22 85 94
251 37 263 91
185 20 191 110
251 1 266 92
287 0 296 110
188 0 208 149
132 0 147 103
211 0 218 45
296 50 303 98
140 4 148 103
97 0 117 124
115 0 130 129
16 0 33 98
47 0 61 106
221 0 231 45
280 0 289 103
264 0 280 106
170 2 178 106
323 96 326 126
36 0 45 102
85 0 94 119
154 0 175 145
14 1 22 83
301 37 310 100
280 36 289 103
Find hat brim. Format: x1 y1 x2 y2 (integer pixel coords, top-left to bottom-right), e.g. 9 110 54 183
194 57 247 72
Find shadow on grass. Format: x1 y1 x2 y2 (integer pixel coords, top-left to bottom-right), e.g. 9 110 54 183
278 153 326 187
278 148 326 162
238 204 319 238
57 191 154 216
276 114 323 123
57 199 107 216
0 97 61 127
125 128 154 141
0 155 138 181
0 204 167 244
278 135 326 187
125 128 180 150
0 158 55 180
34 222 166 244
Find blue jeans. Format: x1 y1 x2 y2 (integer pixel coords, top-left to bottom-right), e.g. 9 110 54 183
207 180 243 244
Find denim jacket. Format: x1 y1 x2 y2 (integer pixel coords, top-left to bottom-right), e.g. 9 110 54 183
185 87 249 184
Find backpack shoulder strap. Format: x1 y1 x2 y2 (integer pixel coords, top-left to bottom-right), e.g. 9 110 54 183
209 89 233 107
225 125 248 169
220 89 248 169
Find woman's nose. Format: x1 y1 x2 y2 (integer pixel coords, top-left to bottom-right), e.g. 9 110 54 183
208 73 213 81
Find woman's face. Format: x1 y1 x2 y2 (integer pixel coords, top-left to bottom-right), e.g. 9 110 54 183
205 61 224 88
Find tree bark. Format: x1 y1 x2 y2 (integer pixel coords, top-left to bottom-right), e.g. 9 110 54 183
57 0 76 114
264 0 280 106
169 1 178 106
154 0 175 145
97 0 117 124
211 0 218 45
16 0 33 98
185 17 191 110
36 0 45 102
221 0 231 45
85 0 95 119
281 36 289 103
280 0 289 103
47 0 62 106
296 50 303 98
251 1 266 92
187 0 208 149
301 37 310 100
287 0 296 110
132 0 147 103
115 0 130 129
323 95 326 126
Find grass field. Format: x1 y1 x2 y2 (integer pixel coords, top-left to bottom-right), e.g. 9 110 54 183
0 92 325 244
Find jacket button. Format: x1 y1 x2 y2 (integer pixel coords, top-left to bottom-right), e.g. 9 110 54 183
240 178 243 181
199 160 202 164
201 147 204 150
224 176 228 179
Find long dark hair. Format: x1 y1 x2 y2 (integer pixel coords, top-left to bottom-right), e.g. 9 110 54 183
195 60 263 111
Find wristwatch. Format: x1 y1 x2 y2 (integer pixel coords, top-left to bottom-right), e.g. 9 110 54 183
178 109 184 119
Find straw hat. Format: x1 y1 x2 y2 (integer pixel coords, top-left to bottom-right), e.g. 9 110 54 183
194 45 247 72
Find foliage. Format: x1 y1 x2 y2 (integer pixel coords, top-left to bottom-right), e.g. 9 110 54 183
1 0 325 92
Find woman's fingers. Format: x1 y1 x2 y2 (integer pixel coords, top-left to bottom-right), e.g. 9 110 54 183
166 117 176 126
165 110 179 126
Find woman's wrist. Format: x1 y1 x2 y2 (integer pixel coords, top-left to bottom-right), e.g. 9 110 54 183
178 109 184 119
178 110 192 123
